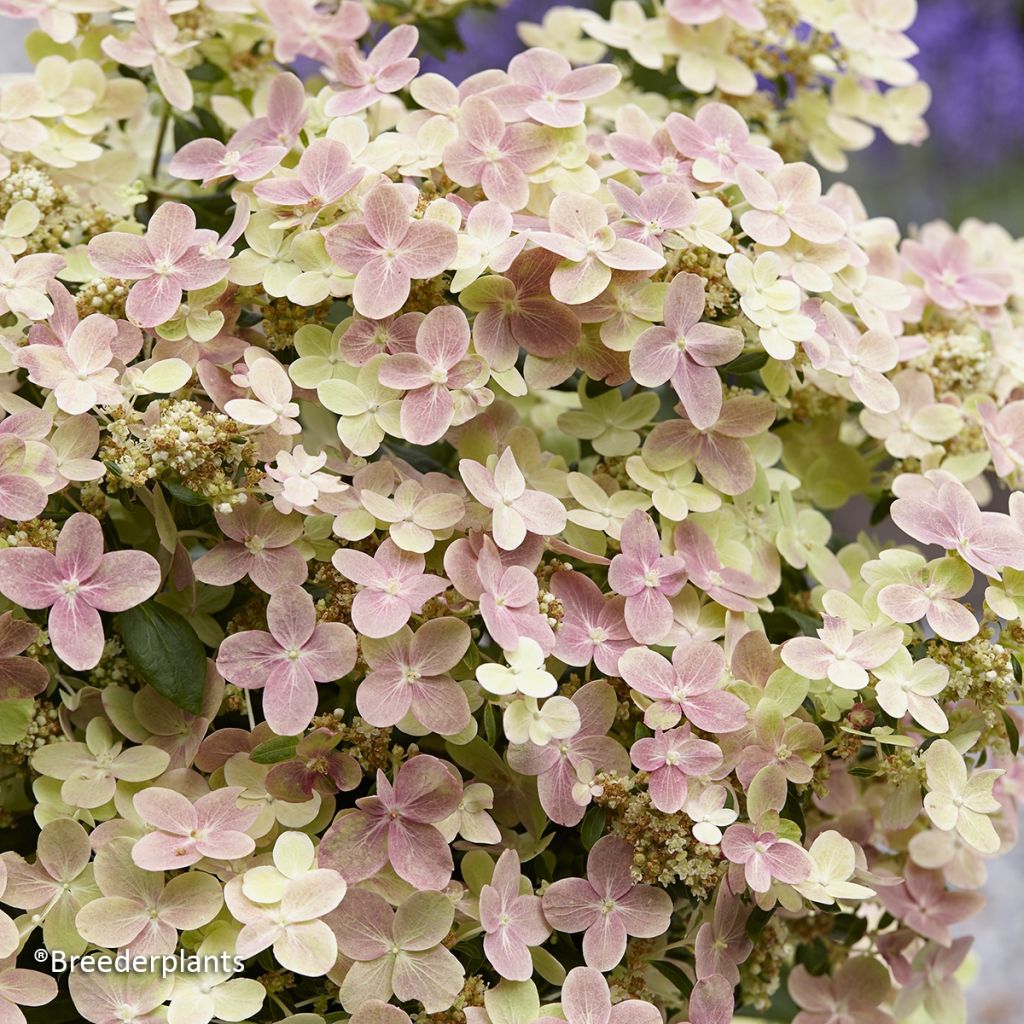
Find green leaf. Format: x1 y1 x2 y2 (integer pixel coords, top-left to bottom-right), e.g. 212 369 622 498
163 481 207 506
0 698 34 744
650 960 694 999
782 786 807 838
870 492 895 525
530 946 566 986
1002 709 1020 757
722 350 769 375
251 736 300 764
483 702 497 746
580 806 605 850
187 62 226 83
115 601 207 714
746 905 775 942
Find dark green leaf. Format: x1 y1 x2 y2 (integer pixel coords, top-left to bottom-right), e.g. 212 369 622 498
746 905 774 941
115 601 207 714
1003 709 1020 756
188 62 226 83
580 806 605 850
483 702 497 746
163 481 207 506
251 736 300 764
870 492 895 525
650 960 694 998
783 786 806 837
722 350 769 375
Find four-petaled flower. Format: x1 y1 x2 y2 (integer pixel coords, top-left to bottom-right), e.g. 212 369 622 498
542 836 673 971
0 512 161 671
216 584 357 736
325 182 457 319
89 203 228 328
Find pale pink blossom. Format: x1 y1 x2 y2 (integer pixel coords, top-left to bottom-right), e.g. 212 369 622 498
507 680 630 826
332 538 448 638
194 502 308 593
979 399 1024 479
131 786 259 870
645 394 776 495
475 536 554 651
607 121 700 190
608 509 686 644
460 448 567 550
618 639 747 732
805 301 899 414
264 0 369 65
0 957 57 1024
216 584 356 735
226 356 300 435
15 313 123 414
75 837 222 955
339 311 423 366
876 861 983 945
666 102 781 183
890 470 1024 577
694 888 752 984
608 180 699 255
252 138 363 211
0 612 47 700
0 250 63 320
0 0 84 43
720 824 812 893
263 446 347 514
488 49 621 128
377 305 487 444
479 849 550 980
461 249 581 367
443 95 557 210
875 556 978 643
542 836 672 970
550 569 631 675
101 0 197 111
630 725 723 813
68 969 171 1024
737 163 846 246
356 617 472 736
667 0 766 31
532 192 664 304
232 72 308 149
317 754 463 889
325 25 420 116
325 182 457 319
781 616 903 692
902 234 1010 311
673 520 769 611
539 969 659 1024
0 512 160 671
788 957 893 1024
169 135 287 187
331 889 464 1013
88 203 228 329
630 272 743 428
0 435 49 523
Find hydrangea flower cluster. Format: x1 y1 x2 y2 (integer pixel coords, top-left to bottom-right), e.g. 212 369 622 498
0 1 1020 1023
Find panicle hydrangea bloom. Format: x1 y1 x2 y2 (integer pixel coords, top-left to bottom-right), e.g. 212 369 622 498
0 2 1020 1023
